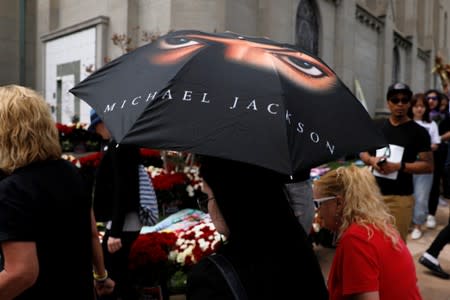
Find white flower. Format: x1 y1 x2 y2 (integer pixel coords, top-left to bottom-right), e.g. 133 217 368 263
186 185 193 195
168 251 178 261
148 166 164 178
199 239 210 251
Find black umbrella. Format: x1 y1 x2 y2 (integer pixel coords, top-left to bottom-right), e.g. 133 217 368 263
70 29 386 176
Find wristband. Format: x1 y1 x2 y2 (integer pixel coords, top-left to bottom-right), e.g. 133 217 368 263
93 270 108 282
399 161 405 172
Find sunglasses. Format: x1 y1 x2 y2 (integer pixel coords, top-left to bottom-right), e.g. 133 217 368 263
426 96 438 101
196 193 215 212
313 196 336 209
389 97 410 104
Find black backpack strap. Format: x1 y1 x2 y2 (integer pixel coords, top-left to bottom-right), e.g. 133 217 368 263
207 254 248 300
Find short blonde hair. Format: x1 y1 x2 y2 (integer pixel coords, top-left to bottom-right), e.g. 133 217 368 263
0 85 61 174
314 165 400 247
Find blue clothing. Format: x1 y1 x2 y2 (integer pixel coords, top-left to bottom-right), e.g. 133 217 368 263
413 174 433 224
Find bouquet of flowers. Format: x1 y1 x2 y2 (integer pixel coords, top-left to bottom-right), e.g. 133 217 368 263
129 231 178 286
168 219 224 267
128 212 223 293
148 165 204 217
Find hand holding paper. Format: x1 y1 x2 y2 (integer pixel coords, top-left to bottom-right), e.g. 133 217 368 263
372 145 404 180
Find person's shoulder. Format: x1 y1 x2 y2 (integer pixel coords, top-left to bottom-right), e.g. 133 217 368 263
53 158 77 170
340 223 375 244
407 119 425 128
439 115 450 127
373 117 388 127
38 159 80 177
407 120 430 134
343 223 366 235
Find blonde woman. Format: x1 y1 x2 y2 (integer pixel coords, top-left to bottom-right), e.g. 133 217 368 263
313 165 422 300
0 85 95 299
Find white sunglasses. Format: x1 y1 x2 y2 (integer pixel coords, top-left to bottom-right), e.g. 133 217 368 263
313 196 336 208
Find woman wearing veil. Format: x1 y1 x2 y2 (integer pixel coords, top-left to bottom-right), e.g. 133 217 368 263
186 156 328 300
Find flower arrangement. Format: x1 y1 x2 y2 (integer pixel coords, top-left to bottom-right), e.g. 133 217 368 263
63 149 162 175
129 232 177 267
129 231 178 285
56 122 101 153
147 165 204 217
62 150 203 218
168 219 223 267
128 215 223 293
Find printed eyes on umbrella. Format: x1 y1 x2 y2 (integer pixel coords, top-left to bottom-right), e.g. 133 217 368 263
161 37 201 49
280 56 326 78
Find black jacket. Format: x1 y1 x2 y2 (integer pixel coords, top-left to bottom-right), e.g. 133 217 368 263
93 141 141 236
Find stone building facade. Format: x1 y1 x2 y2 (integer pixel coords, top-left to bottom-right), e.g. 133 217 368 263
2 0 450 123
0 0 36 87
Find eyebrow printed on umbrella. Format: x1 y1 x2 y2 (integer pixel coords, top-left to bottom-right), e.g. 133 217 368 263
150 33 337 91
150 37 205 64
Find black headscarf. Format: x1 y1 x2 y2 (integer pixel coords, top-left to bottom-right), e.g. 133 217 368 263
199 156 328 299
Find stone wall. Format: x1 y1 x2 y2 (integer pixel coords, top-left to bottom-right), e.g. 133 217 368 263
28 0 450 121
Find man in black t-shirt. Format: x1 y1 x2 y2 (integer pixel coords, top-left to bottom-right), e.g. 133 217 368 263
360 82 433 242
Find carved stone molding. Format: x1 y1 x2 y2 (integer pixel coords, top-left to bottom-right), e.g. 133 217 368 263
394 31 412 49
417 48 431 61
355 5 383 33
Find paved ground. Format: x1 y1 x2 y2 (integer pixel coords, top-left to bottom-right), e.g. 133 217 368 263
315 201 450 300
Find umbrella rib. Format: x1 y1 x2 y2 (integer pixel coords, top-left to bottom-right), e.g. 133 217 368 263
267 53 294 175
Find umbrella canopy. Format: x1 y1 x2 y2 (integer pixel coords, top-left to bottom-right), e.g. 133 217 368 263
70 30 386 176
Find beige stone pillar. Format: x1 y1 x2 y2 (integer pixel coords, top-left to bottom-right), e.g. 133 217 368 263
333 0 356 89
375 7 394 117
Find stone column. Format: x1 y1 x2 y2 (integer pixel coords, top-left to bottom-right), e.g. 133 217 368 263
375 8 394 117
35 0 53 92
408 35 419 89
333 0 356 88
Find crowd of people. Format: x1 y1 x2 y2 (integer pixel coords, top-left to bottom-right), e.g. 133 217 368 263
359 82 450 281
0 82 449 300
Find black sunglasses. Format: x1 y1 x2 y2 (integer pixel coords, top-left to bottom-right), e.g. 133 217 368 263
196 193 214 212
389 97 410 104
426 96 438 101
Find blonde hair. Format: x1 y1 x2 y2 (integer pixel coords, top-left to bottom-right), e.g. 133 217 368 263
314 165 400 247
0 85 61 174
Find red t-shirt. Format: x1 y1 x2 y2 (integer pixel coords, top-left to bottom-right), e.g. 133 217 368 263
328 224 422 300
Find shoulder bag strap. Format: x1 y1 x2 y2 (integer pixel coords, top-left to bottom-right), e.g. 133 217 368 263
207 254 248 300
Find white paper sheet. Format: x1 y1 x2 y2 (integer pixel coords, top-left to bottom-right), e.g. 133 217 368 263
372 144 404 180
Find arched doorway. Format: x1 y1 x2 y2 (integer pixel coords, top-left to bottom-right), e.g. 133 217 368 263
295 0 319 55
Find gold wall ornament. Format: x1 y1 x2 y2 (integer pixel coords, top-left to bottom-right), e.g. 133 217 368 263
432 54 450 92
